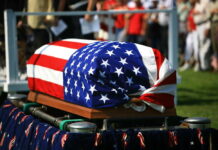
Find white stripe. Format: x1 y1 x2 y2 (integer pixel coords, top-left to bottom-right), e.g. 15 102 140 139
155 58 175 85
34 44 77 60
141 101 166 113
141 84 176 95
135 44 157 86
27 64 63 86
63 38 97 44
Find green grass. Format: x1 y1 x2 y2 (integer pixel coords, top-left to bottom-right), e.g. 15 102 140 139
176 70 218 129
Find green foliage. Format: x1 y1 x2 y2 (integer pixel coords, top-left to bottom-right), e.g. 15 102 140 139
177 70 218 128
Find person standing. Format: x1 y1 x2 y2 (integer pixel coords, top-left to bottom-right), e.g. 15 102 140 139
180 0 199 71
157 0 173 58
177 0 190 61
147 0 161 49
54 0 97 40
208 0 218 71
113 0 128 41
126 0 148 44
27 0 55 49
193 0 211 71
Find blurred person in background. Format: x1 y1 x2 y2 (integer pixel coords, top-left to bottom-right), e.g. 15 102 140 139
146 0 161 49
113 0 128 41
193 0 211 71
208 0 218 71
53 0 97 40
0 0 25 75
157 0 173 58
26 0 55 55
180 0 199 71
125 0 148 44
102 0 118 10
94 0 117 41
177 0 190 65
141 0 153 9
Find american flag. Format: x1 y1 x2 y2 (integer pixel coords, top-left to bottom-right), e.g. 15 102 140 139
27 39 176 110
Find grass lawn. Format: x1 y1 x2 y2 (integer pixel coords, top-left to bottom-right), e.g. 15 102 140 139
176 70 218 129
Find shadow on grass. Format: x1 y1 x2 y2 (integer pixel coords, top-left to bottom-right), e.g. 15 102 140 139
177 88 218 106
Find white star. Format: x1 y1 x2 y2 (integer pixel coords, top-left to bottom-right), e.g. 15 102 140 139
133 66 141 76
101 59 110 68
118 87 125 92
100 44 106 48
88 67 95 75
99 94 109 103
82 47 88 51
77 91 80 98
91 56 97 62
83 64 88 71
112 45 120 49
111 88 118 94
85 93 90 102
85 54 90 60
70 60 75 66
89 48 95 52
94 50 101 54
70 88 73 95
126 77 133 86
106 50 115 56
82 82 85 91
123 94 129 100
67 78 71 85
139 85 146 91
119 57 128 65
79 53 85 58
99 71 106 78
93 43 99 47
85 75 88 81
125 50 133 56
70 70 74 75
114 67 124 77
72 52 78 57
110 80 116 85
65 87 68 94
89 85 97 94
74 80 77 87
64 68 68 75
119 42 126 44
97 79 104 85
88 43 95 46
77 62 82 68
77 71 81 78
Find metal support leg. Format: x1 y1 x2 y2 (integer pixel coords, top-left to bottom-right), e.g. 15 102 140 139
102 119 108 131
168 2 178 105
4 10 19 84
3 9 28 92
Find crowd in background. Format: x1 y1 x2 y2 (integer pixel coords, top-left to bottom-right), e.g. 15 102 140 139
0 0 218 79
178 0 218 72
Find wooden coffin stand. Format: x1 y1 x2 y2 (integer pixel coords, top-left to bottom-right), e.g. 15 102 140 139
28 91 177 119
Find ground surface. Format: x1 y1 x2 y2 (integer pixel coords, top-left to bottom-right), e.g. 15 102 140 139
177 70 218 129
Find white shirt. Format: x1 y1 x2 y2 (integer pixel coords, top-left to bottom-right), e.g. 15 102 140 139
157 0 173 26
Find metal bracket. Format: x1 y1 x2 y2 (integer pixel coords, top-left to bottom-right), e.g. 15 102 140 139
59 119 85 130
22 103 40 113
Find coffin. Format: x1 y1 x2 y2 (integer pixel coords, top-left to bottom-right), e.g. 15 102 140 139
27 39 177 118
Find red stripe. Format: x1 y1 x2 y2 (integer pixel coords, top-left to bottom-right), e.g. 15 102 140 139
154 71 177 87
27 54 67 71
28 77 64 99
152 48 165 80
139 93 174 108
48 40 88 49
